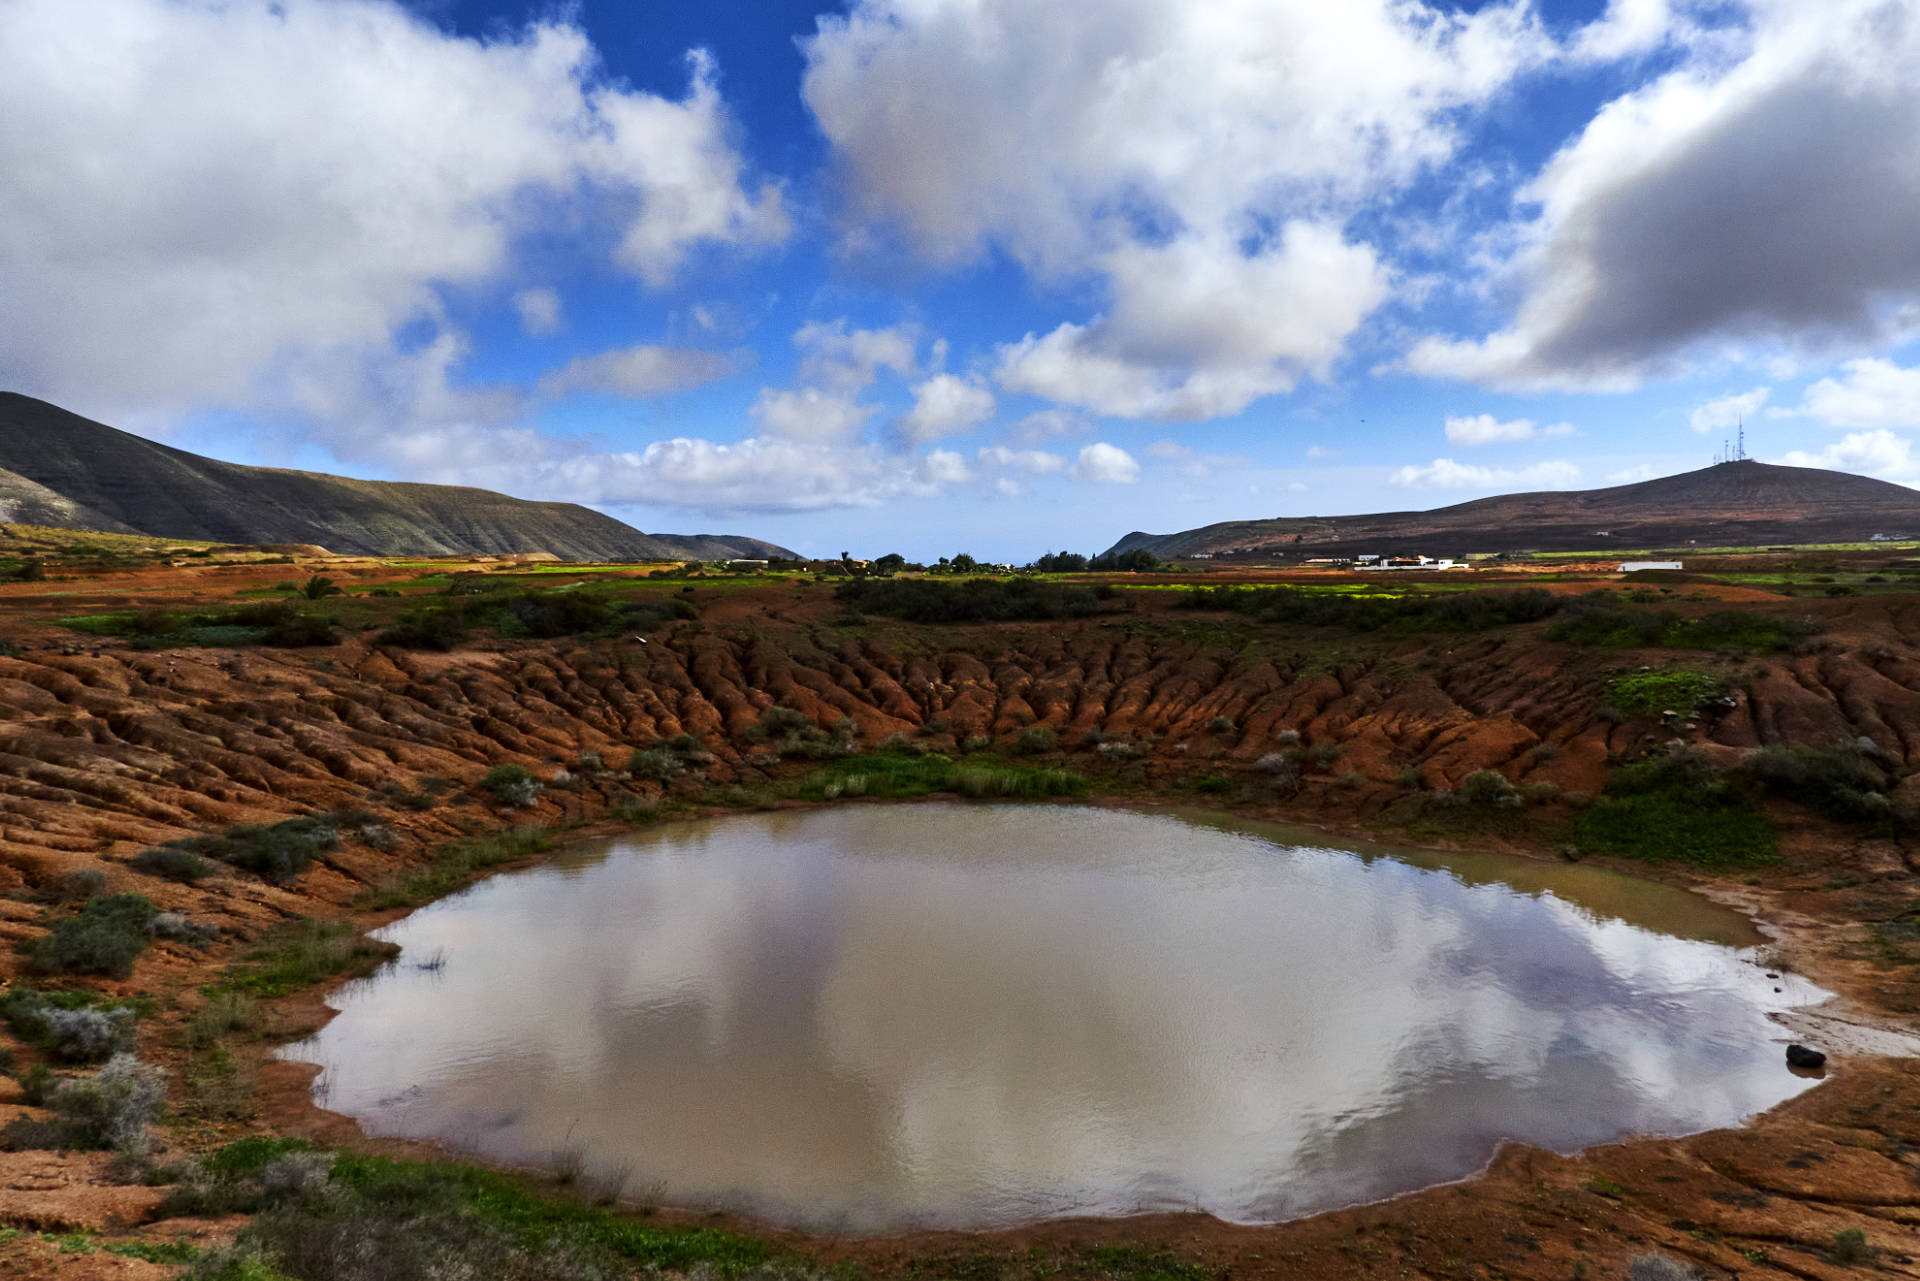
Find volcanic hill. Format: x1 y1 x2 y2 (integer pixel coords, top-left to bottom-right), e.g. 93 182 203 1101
0 392 797 561
1108 460 1920 558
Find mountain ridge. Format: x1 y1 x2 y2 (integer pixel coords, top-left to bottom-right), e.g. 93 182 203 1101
0 392 798 561
1108 460 1920 558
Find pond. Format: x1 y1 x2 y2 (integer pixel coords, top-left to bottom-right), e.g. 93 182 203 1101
287 803 1826 1233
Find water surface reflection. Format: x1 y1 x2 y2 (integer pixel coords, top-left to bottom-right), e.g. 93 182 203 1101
290 804 1824 1231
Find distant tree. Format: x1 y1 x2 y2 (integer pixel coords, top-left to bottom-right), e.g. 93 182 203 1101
950 552 979 573
1088 549 1163 573
299 574 342 600
1031 551 1089 573
874 553 907 574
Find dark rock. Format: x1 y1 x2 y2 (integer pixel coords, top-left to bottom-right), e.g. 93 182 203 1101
1786 1044 1827 1069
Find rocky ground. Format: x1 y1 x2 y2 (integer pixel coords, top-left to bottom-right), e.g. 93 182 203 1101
2 560 1920 1278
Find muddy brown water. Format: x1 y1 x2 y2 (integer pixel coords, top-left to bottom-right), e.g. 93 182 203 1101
287 804 1826 1233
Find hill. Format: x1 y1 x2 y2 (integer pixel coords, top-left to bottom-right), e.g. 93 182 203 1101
0 393 797 561
1107 460 1920 558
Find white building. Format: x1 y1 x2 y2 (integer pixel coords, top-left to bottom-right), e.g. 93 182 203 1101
1618 561 1682 572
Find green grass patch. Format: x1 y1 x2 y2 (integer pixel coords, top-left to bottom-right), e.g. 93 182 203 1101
795 753 1088 801
1183 585 1562 633
1547 595 1814 650
377 589 693 650
835 577 1122 622
174 1139 780 1281
362 826 554 910
216 920 399 998
1574 754 1778 867
1602 669 1726 717
58 601 336 649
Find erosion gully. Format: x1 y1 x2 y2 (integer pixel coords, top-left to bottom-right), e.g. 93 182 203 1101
4 577 1920 1278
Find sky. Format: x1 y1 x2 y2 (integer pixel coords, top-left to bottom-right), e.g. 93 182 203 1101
5 0 1920 561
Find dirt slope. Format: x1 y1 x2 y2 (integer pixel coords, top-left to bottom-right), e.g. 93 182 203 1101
5 580 1920 1277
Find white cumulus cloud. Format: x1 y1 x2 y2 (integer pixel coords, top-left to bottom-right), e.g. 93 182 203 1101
898 374 996 445
806 0 1545 421
1782 358 1920 430
0 0 785 431
1408 1 1920 390
1777 430 1920 483
1070 443 1142 484
978 446 1068 475
513 288 563 337
1443 414 1575 445
1390 458 1582 489
1689 387 1771 435
996 225 1390 420
750 388 877 442
537 345 742 400
542 438 970 514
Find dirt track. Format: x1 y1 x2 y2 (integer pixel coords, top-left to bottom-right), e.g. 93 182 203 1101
5 572 1920 1277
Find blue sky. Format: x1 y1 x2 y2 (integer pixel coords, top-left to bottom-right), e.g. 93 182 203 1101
5 0 1920 560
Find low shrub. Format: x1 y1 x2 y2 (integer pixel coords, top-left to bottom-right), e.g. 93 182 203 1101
12 1054 169 1155
186 992 264 1050
1457 769 1522 808
43 1007 137 1063
30 893 158 977
1206 716 1236 734
1014 726 1057 755
132 845 217 883
1830 1227 1874 1266
1740 742 1897 824
1189 773 1233 795
480 764 543 808
1628 1256 1703 1281
0 989 137 1062
149 816 340 887
1302 742 1345 770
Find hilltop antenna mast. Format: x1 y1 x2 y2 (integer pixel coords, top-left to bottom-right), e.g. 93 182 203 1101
1737 420 1747 461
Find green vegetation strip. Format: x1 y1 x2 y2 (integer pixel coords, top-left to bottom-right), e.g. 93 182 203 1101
362 825 555 910
1574 754 1778 868
215 920 399 998
163 1137 777 1281
794 752 1088 801
1602 669 1725 717
835 576 1123 622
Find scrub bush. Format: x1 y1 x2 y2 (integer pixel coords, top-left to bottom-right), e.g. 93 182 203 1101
133 845 217 883
30 894 158 977
153 816 340 886
480 764 543 808
1015 726 1057 755
1457 769 1522 808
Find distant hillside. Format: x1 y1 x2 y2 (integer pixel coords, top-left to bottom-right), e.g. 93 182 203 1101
1108 461 1920 559
0 393 798 561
